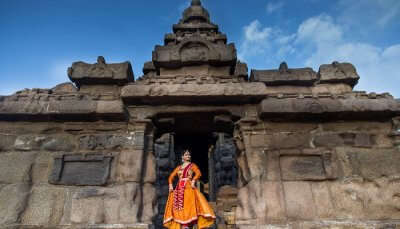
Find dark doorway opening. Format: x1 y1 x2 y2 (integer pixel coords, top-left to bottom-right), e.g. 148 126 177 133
174 133 216 199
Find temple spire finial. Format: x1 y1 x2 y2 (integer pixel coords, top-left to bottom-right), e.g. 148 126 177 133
191 0 201 6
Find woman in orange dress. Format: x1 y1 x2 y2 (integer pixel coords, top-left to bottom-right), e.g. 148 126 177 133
163 150 216 229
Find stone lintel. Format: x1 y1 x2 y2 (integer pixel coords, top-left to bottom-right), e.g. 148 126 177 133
121 83 266 105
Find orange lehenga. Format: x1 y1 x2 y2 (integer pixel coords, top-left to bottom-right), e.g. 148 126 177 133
163 163 216 229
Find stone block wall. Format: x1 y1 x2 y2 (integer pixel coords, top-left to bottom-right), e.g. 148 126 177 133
0 121 156 229
235 119 400 228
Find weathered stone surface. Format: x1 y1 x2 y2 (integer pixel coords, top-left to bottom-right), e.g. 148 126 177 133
270 133 311 150
283 182 316 220
22 186 66 226
235 61 248 79
310 182 335 219
0 184 31 225
250 62 318 86
121 83 266 104
153 39 236 68
41 135 76 151
0 152 36 183
318 61 360 87
78 134 135 150
0 133 16 151
117 150 156 183
51 82 78 94
49 154 113 186
280 155 326 181
346 149 400 179
236 177 286 224
32 152 51 184
0 98 125 120
313 132 375 148
70 183 156 224
259 97 400 119
68 56 134 87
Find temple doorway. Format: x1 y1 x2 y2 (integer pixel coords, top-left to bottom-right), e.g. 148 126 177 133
153 113 239 228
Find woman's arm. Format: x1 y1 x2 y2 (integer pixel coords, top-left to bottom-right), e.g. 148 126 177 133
191 164 202 188
168 166 179 192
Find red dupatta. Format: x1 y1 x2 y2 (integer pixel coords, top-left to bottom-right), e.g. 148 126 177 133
173 163 193 211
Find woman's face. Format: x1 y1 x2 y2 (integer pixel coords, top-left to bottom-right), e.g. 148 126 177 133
182 151 191 162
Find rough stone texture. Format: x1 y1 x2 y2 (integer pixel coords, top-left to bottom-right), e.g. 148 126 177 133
117 150 156 183
0 133 16 152
283 182 316 220
22 186 66 226
70 183 156 224
49 154 113 186
259 96 400 119
0 152 36 183
51 82 78 93
0 95 125 120
78 134 135 151
0 184 31 225
250 62 318 86
121 83 266 104
236 177 286 224
313 132 375 148
68 56 134 87
345 149 400 179
280 155 326 181
318 61 360 87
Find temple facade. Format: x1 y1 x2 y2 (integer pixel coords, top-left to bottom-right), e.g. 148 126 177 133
1 1 400 228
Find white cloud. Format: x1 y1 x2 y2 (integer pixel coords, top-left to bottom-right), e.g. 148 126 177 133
296 14 342 45
244 20 272 42
238 13 400 97
337 0 400 28
266 1 284 14
238 20 273 60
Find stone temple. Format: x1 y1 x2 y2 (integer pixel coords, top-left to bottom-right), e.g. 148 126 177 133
1 0 400 228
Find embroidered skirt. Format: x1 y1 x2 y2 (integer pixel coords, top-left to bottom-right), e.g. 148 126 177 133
163 181 215 229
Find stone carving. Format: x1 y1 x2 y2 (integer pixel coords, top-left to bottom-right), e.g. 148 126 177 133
49 154 113 186
318 61 360 87
280 153 338 181
180 42 209 62
154 133 176 228
68 56 134 87
250 62 318 86
153 39 236 68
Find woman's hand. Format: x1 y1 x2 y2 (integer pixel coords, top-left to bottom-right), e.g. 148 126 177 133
169 184 173 192
191 180 196 189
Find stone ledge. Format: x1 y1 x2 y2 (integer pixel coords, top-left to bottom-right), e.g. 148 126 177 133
259 97 400 120
0 99 126 121
121 83 267 104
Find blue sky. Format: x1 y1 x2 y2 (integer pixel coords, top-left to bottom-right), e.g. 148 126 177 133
1 0 399 97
